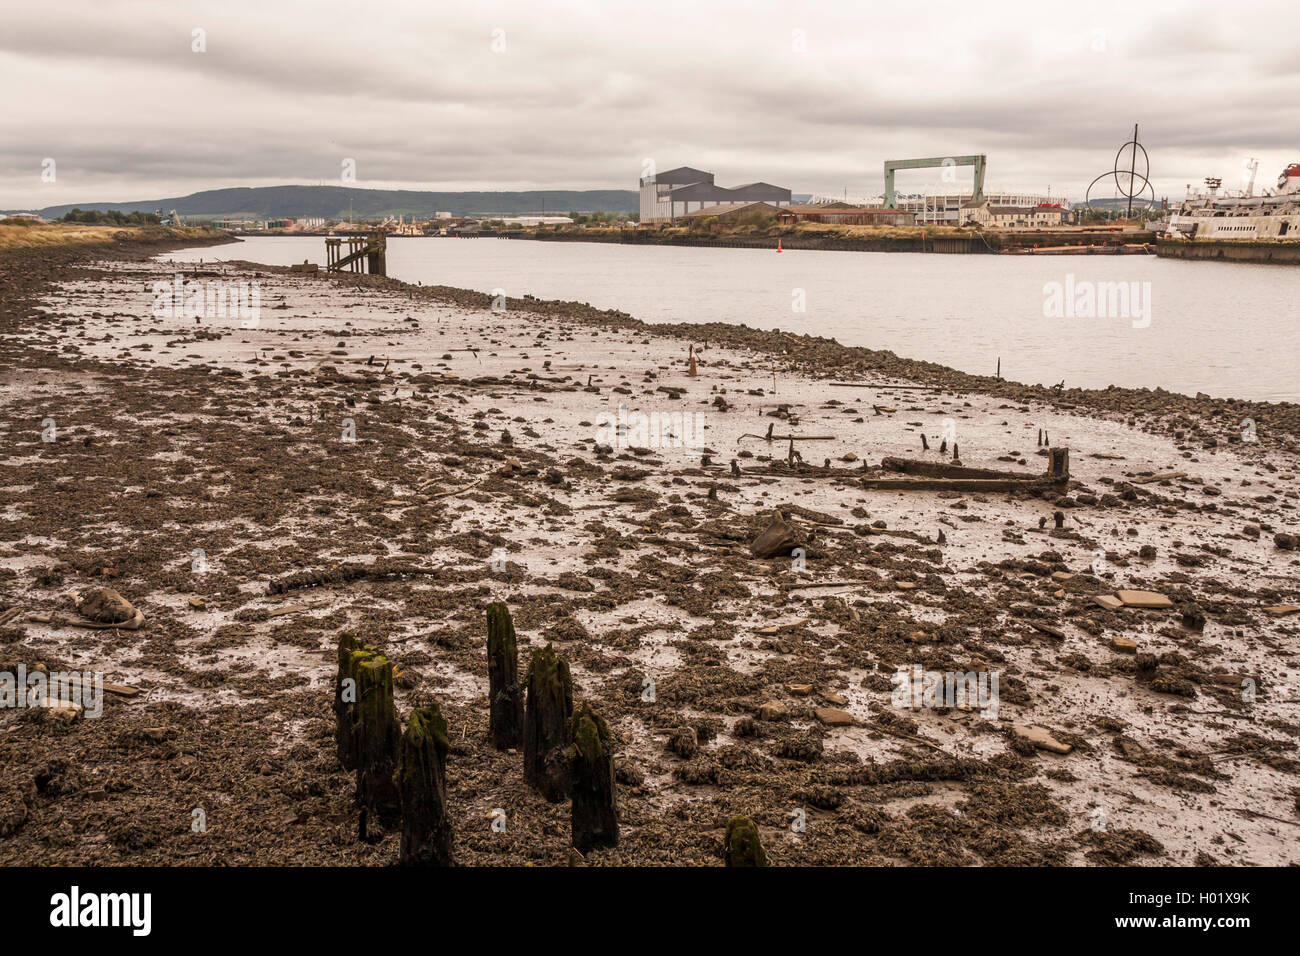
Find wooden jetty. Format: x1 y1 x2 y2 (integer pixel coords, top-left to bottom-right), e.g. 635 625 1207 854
326 232 387 276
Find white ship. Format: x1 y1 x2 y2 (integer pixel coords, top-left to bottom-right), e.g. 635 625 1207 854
1167 163 1300 239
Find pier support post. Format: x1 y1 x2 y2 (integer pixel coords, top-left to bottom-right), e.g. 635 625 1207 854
570 704 618 851
487 602 524 750
398 704 455 866
524 643 573 802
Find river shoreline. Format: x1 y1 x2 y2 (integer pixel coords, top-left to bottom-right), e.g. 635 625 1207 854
1 237 1296 866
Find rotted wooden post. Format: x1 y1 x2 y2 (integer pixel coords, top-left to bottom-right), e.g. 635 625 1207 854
1048 446 1069 480
354 650 402 839
334 632 361 769
524 643 573 802
724 815 768 867
487 602 524 750
398 704 454 866
569 703 618 852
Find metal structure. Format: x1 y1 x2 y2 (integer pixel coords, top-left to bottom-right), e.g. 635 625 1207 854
1084 125 1154 215
883 155 986 208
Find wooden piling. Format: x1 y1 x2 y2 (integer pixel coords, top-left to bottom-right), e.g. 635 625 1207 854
334 632 361 769
569 703 618 852
398 704 454 866
724 815 767 866
487 602 524 750
524 643 574 802
354 650 401 837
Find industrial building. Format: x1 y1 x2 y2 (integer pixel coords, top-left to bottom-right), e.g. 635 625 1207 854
777 204 915 226
960 201 1066 228
639 166 792 222
677 202 783 224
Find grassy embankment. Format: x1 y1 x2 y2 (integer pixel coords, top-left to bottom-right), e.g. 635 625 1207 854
0 219 225 249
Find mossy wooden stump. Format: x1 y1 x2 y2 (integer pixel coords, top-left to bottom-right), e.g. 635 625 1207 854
354 651 401 839
569 703 618 851
524 643 573 802
724 815 767 867
487 602 524 750
398 704 454 866
334 632 362 769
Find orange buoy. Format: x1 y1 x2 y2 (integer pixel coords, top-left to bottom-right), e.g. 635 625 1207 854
777 239 783 252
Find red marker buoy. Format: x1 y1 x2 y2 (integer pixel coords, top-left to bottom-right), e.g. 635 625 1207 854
777 239 783 252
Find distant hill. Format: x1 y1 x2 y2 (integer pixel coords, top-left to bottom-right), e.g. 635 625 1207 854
30 185 638 220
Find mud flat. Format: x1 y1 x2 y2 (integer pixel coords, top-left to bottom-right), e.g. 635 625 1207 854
0 240 1297 866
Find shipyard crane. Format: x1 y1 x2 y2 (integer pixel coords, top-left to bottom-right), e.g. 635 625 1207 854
1243 158 1259 197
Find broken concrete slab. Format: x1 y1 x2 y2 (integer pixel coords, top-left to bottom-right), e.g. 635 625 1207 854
1116 589 1175 609
814 707 854 726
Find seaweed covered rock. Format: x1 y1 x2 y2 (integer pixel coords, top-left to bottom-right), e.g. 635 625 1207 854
398 704 454 866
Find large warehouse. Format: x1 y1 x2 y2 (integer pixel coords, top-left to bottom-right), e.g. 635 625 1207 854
639 166 793 222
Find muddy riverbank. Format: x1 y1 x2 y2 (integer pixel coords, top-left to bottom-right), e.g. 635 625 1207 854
1 239 1296 866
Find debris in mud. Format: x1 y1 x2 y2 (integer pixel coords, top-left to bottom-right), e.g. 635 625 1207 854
68 587 144 630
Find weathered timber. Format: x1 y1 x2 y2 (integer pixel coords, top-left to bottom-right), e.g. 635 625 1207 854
724 815 768 866
398 705 455 866
334 632 362 769
569 704 618 851
354 651 402 838
524 644 574 802
487 602 524 750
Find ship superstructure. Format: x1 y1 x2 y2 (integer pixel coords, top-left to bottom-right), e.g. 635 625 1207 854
1167 164 1300 239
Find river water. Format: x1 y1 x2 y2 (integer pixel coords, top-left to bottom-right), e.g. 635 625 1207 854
163 236 1299 402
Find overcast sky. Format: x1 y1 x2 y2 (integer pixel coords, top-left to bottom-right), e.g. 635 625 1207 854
3 0 1298 209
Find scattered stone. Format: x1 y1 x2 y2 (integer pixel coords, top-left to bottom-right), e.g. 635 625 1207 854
1013 724 1072 754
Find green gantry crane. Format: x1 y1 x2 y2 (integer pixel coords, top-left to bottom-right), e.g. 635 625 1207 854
883 155 986 208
